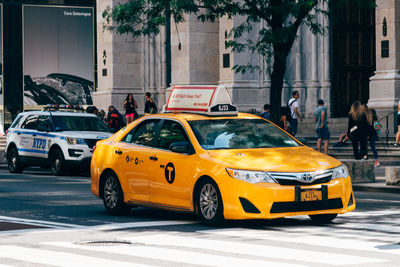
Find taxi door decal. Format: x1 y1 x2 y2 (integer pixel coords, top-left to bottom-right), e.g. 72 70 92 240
164 162 175 184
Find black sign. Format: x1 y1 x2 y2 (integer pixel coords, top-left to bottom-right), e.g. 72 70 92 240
165 162 175 184
210 104 237 112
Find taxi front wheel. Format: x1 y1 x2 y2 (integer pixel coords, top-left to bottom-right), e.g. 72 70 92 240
196 179 224 225
7 147 23 173
102 174 131 216
309 213 338 223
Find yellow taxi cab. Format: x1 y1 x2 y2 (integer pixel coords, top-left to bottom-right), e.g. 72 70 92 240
91 85 355 225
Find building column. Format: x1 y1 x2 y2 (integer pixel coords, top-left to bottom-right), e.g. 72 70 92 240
292 26 306 115
321 1 331 115
369 0 399 132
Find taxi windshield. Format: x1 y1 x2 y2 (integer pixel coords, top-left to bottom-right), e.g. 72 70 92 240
52 115 110 132
189 119 300 150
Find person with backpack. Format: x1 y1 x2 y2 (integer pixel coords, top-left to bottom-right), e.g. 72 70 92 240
107 105 126 133
260 104 270 120
287 91 302 136
314 99 330 154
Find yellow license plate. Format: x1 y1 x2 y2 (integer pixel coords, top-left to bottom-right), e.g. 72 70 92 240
301 190 322 201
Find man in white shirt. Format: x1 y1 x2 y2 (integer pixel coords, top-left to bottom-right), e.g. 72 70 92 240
288 91 302 136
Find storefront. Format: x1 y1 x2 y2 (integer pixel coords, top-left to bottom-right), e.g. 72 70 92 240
1 0 95 129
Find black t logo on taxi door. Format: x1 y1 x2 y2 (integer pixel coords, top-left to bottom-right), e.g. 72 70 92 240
165 162 175 184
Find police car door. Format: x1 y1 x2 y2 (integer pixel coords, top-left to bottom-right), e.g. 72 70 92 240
36 115 53 159
18 114 39 157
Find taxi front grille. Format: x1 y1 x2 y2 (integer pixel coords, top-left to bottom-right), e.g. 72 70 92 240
85 139 99 149
269 171 332 186
270 198 343 213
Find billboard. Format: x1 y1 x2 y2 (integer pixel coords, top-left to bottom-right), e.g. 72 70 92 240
23 5 94 108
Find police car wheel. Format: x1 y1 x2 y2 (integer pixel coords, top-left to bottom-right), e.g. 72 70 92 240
309 213 338 223
7 147 23 173
196 179 224 225
102 174 130 216
50 149 66 176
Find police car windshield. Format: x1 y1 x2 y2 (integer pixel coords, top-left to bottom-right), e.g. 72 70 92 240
189 119 300 150
52 115 110 132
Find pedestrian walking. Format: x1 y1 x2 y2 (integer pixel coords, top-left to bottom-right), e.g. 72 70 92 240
395 99 400 147
314 99 330 154
144 92 157 114
98 109 107 123
288 91 302 136
279 106 290 132
124 93 138 124
107 105 126 133
347 100 369 160
365 107 381 167
260 104 270 120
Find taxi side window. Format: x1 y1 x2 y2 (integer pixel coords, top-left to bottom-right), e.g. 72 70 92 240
21 115 39 130
37 115 52 131
122 119 160 147
157 120 190 151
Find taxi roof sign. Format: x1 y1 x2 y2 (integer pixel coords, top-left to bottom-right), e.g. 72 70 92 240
164 85 238 116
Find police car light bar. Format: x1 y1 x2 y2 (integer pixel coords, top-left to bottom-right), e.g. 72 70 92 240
163 85 238 116
43 104 84 112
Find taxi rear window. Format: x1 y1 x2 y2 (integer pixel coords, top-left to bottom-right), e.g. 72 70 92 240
188 119 300 150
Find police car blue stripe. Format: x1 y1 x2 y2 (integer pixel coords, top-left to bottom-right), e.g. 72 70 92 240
18 148 48 154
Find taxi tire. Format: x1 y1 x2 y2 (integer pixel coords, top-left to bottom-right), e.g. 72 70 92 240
7 147 23 173
50 149 66 176
102 174 130 216
309 213 338 223
195 179 224 226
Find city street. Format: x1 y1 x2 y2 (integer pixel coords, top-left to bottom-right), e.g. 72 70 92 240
0 167 399 266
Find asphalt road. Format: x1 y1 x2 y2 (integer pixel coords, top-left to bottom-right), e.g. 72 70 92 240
0 167 399 266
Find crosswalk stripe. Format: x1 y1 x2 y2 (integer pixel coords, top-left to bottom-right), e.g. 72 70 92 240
121 233 386 265
46 241 305 267
199 228 400 255
0 245 151 267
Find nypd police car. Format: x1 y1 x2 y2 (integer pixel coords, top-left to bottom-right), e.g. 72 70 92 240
6 105 112 175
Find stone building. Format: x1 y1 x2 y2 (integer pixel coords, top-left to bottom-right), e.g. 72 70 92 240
96 0 390 133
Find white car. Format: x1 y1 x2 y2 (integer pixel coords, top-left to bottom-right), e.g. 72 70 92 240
5 106 112 175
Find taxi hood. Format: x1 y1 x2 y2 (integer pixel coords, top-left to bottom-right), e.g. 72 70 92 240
206 146 341 172
60 131 112 139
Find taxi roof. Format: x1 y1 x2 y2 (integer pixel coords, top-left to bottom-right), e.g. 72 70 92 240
148 112 261 121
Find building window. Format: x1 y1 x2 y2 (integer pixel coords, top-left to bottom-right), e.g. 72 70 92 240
223 54 230 68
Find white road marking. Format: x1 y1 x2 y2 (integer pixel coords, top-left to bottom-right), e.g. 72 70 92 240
88 220 196 231
47 241 305 267
121 233 386 265
0 245 151 267
0 215 82 228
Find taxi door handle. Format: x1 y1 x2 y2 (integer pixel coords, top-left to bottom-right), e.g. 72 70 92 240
149 156 158 161
115 150 123 155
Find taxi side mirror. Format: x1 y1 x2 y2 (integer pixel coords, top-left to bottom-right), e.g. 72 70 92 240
169 141 194 155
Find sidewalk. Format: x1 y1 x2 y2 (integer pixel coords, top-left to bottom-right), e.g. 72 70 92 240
0 164 398 193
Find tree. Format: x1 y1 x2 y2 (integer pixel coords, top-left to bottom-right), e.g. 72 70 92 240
103 0 374 123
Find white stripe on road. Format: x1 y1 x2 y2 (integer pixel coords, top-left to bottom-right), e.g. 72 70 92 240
121 233 386 266
0 245 151 267
88 220 196 231
199 228 400 255
47 241 305 267
0 215 82 228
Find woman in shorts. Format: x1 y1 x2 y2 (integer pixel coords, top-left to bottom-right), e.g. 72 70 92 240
123 93 138 124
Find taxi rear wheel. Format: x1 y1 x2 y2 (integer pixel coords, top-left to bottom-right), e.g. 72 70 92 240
309 213 338 223
196 179 224 225
7 147 23 173
50 149 66 176
102 174 130 216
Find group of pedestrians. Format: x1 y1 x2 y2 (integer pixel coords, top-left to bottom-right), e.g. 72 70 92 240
261 94 382 167
86 92 157 133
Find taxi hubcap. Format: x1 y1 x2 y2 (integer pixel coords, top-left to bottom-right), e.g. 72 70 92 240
199 183 218 220
104 177 118 209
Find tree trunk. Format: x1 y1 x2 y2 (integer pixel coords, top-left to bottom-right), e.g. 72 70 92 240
269 48 288 124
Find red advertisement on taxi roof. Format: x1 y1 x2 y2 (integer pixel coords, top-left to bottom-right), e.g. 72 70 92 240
166 86 217 112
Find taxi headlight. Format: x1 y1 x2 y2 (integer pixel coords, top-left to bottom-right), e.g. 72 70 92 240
332 165 349 179
226 168 276 184
66 137 87 145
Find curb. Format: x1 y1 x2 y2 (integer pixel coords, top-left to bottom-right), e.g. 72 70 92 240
352 184 400 193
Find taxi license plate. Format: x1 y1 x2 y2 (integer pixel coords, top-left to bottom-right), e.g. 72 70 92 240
301 190 322 201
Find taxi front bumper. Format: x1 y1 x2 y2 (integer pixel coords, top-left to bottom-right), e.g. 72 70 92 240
219 176 355 220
